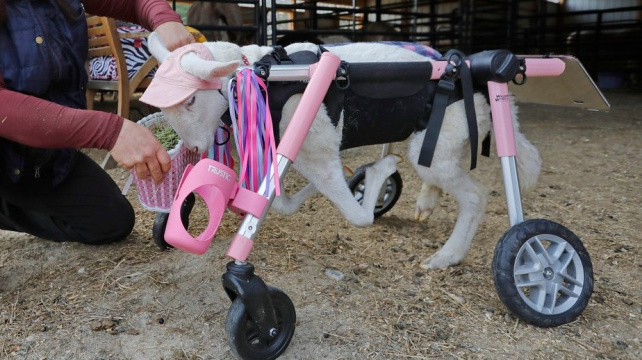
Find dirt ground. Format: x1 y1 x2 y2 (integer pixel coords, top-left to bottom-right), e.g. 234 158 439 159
1 88 640 360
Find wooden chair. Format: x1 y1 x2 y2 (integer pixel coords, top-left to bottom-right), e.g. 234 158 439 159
86 15 157 121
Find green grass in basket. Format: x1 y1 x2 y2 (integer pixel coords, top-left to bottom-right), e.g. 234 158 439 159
153 124 181 150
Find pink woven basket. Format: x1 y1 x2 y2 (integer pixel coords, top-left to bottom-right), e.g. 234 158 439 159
133 112 200 212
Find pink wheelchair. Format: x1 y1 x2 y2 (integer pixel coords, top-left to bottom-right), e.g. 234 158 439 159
151 49 608 360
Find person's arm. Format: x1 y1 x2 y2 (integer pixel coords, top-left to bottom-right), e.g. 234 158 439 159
0 75 122 150
0 0 190 182
0 73 170 182
84 0 193 51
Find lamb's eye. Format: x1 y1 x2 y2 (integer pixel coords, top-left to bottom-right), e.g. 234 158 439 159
186 96 196 106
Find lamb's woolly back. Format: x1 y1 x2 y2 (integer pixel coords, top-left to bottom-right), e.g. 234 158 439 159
171 41 433 84
202 42 274 64
276 42 431 64
323 43 430 62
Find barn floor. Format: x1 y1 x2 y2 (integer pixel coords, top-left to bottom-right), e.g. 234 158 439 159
0 88 640 359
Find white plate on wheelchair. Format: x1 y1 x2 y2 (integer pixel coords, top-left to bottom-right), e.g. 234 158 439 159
509 55 610 112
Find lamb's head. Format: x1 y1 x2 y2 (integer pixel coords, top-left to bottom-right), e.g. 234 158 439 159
140 33 241 154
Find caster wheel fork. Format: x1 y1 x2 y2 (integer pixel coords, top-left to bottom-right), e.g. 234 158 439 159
222 261 296 360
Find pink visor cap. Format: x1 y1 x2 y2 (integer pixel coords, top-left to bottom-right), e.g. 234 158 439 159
140 43 223 108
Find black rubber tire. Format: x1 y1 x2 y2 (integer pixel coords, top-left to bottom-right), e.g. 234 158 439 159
225 287 296 360
151 193 195 250
492 219 594 327
347 165 403 218
152 212 171 250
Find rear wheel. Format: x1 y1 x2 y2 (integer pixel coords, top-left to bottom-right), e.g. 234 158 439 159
492 219 594 327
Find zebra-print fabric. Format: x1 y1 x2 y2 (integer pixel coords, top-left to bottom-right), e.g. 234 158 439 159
89 25 157 80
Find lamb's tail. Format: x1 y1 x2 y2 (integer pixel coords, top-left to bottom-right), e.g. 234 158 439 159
511 100 541 192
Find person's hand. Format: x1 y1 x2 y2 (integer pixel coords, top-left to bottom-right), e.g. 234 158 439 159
154 21 194 52
109 120 171 183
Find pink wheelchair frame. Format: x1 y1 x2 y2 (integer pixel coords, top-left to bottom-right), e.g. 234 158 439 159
162 51 599 359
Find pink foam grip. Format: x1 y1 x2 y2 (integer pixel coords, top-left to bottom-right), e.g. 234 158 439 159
164 159 237 254
228 186 269 217
523 58 565 77
226 233 254 261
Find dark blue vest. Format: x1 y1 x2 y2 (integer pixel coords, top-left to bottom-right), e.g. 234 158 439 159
0 0 88 185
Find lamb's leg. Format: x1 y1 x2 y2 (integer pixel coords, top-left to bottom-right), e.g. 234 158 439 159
360 154 404 217
271 182 319 215
416 166 488 270
415 183 442 221
408 93 492 269
279 96 400 226
271 163 355 215
294 153 401 227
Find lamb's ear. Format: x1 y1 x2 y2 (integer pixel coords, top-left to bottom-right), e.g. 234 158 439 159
148 32 171 63
181 52 240 80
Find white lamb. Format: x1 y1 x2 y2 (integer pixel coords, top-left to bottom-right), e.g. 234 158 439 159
141 35 541 270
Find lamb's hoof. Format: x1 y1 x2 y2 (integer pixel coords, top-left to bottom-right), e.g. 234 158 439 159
414 207 434 221
343 166 354 178
420 251 462 270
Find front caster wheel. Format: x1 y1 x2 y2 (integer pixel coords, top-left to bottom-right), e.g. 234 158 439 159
492 219 594 327
225 286 296 360
152 193 195 250
348 165 403 218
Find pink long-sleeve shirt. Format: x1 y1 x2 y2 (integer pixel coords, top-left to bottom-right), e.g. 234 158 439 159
0 0 181 151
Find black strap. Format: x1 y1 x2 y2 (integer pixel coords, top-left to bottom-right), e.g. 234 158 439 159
458 55 479 170
417 50 481 170
417 71 456 167
271 46 292 64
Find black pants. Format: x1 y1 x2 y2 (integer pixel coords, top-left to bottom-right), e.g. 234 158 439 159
0 151 135 244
